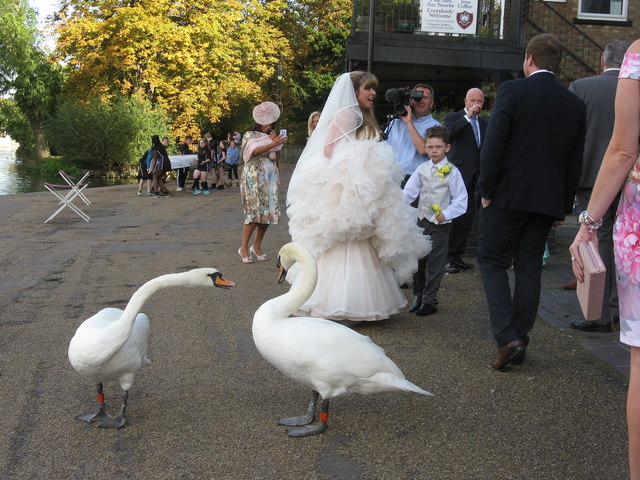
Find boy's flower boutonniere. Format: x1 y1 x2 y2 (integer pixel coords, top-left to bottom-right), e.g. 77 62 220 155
434 164 450 180
430 204 445 224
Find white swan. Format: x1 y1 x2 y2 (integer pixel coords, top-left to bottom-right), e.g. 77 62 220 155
68 268 236 428
252 243 433 437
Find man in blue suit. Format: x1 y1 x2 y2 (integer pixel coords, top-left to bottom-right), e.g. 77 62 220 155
477 34 586 370
567 40 629 333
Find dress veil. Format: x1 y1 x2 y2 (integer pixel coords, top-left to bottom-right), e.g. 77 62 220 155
287 73 431 286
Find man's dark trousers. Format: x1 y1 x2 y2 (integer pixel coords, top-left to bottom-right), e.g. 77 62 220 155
478 206 554 346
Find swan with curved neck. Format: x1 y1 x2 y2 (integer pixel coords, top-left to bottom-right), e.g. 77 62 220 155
252 242 432 437
69 268 235 428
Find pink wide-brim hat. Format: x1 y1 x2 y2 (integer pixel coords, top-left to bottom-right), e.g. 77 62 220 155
252 101 281 126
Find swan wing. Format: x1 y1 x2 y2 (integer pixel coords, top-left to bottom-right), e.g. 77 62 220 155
69 308 123 366
254 316 425 397
110 313 150 389
69 310 150 385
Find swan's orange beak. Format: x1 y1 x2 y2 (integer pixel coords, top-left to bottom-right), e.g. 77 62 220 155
277 257 287 284
214 274 236 289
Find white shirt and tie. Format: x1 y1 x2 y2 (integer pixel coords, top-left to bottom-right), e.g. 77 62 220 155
465 109 481 147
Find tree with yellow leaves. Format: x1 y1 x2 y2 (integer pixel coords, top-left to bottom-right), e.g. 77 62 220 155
54 0 292 138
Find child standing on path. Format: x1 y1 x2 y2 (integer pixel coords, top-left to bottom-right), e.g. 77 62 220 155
193 138 211 195
226 142 240 186
404 125 468 316
137 148 152 196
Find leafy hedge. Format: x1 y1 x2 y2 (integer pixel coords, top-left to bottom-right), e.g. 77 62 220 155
0 98 35 154
46 95 169 173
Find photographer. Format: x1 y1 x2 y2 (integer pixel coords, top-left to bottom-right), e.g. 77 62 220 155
386 84 440 185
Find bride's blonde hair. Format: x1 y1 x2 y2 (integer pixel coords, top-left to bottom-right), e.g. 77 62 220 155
350 71 380 140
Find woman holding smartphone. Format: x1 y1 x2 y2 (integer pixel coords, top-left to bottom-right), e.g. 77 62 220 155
238 101 287 263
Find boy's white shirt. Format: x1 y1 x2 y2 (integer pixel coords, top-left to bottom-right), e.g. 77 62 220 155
403 156 468 224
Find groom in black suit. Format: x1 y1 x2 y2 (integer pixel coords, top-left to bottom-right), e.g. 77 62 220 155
477 34 586 370
444 88 487 272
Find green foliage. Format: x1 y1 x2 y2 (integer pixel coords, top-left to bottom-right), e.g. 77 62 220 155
46 96 169 171
432 108 454 124
0 0 64 158
54 0 292 141
0 98 35 153
276 0 351 142
50 0 351 145
37 156 80 176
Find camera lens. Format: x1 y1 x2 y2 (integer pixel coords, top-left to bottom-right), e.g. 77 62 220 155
394 104 408 116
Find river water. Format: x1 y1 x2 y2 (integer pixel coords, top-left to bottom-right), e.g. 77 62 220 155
0 150 136 196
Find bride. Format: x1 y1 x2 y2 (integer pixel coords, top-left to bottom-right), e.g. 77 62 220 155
286 71 431 322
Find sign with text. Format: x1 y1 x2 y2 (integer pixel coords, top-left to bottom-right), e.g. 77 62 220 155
421 0 478 34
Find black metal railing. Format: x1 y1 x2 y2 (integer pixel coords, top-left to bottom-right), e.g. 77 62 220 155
352 0 516 42
350 0 602 82
525 1 603 81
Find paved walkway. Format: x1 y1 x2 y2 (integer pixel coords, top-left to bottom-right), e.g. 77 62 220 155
0 164 631 479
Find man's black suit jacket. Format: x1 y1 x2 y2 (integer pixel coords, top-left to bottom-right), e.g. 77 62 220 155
478 72 586 220
444 109 487 187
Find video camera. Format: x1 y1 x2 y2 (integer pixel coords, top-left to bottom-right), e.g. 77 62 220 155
385 87 424 117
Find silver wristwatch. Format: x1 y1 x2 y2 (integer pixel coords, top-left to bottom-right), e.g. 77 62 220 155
577 211 603 232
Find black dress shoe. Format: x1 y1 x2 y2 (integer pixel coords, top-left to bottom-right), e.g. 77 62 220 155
408 297 421 313
570 319 612 333
457 260 474 270
490 339 526 370
415 304 437 316
445 262 460 274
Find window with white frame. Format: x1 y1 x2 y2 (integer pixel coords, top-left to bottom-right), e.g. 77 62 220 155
577 0 628 21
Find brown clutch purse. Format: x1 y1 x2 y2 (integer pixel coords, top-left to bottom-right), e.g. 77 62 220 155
576 241 606 321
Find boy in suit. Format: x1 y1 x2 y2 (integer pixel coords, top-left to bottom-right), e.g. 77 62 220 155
404 125 468 316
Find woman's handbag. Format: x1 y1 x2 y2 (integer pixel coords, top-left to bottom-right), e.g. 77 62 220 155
576 241 606 321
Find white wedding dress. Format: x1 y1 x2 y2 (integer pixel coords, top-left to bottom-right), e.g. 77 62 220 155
286 76 431 322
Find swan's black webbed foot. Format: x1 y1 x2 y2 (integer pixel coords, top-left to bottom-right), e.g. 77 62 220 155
287 422 327 437
96 414 127 429
285 397 329 437
77 383 111 424
75 406 110 424
96 390 129 428
278 390 319 426
278 412 315 426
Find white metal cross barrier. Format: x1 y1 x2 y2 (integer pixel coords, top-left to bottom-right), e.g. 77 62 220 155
59 170 91 206
43 172 91 223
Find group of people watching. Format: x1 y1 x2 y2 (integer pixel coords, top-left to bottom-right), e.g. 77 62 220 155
237 34 640 477
137 133 241 197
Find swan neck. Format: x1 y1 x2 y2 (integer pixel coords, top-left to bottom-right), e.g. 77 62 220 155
96 276 169 362
282 250 318 316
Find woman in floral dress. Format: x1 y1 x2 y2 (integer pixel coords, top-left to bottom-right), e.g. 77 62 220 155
570 39 640 477
238 101 287 263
